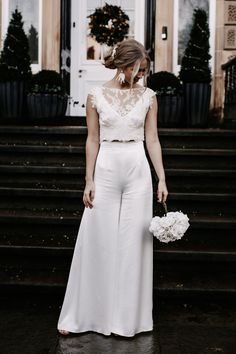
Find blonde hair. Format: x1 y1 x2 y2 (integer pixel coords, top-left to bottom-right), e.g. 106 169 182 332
104 39 151 86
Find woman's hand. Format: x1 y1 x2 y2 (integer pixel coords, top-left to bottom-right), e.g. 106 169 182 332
157 180 168 203
83 180 95 208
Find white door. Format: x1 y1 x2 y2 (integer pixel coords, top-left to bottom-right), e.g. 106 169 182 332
70 0 145 116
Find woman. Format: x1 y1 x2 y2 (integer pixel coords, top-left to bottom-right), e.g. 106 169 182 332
58 39 168 337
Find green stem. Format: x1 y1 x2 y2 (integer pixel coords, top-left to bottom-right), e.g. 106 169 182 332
162 201 168 214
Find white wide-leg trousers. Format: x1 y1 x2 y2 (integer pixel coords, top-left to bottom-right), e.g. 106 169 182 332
58 141 153 337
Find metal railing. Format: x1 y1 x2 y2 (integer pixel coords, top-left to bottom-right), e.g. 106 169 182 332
222 57 236 126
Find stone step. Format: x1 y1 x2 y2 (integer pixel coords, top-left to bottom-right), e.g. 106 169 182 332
1 165 235 175
0 149 235 169
0 126 87 146
0 168 234 193
0 186 82 197
0 212 235 254
0 165 235 178
0 144 235 155
158 128 236 149
0 165 84 174
0 187 235 201
0 227 235 255
156 271 236 300
0 201 233 218
0 173 85 190
0 186 230 196
1 280 235 302
166 174 236 192
0 220 235 251
0 126 236 149
0 190 234 216
0 256 235 301
154 227 236 252
0 151 84 167
0 211 234 227
0 144 85 153
156 249 236 262
1 245 236 263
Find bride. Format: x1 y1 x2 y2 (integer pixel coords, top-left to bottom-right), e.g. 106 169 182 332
58 39 168 337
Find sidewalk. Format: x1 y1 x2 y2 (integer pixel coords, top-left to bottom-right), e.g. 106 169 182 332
0 295 235 354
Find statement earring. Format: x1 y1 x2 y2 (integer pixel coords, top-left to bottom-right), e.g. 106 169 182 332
116 70 125 84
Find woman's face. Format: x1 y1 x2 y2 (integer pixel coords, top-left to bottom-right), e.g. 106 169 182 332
123 58 148 84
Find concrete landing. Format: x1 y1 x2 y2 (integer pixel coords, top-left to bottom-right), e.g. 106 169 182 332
0 297 235 354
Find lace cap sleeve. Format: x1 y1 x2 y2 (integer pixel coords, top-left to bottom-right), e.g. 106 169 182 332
88 87 99 109
146 87 157 109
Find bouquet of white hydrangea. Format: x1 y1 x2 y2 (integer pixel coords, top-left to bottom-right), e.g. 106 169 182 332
149 202 190 243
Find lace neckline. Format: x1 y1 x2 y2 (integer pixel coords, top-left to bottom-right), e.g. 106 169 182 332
102 86 145 91
100 86 146 117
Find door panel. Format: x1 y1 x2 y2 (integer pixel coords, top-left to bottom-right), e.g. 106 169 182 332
70 0 145 116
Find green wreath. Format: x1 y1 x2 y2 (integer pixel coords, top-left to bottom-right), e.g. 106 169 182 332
87 3 129 47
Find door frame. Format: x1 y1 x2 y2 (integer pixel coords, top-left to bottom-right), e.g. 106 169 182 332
69 0 146 117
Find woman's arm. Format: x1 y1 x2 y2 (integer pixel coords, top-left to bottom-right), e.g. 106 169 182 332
83 94 100 208
145 96 168 203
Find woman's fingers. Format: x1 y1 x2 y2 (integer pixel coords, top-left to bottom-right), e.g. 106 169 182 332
91 189 95 202
157 180 168 203
157 188 168 203
157 190 163 203
83 190 95 208
162 190 168 203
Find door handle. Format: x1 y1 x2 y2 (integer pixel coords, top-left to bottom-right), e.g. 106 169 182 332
78 69 87 78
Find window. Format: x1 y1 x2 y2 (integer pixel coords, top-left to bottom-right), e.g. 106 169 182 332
173 0 216 75
1 0 42 72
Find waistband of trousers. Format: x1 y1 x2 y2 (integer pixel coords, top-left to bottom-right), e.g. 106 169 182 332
100 140 144 150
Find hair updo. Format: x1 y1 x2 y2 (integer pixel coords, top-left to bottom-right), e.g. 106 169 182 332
104 39 151 76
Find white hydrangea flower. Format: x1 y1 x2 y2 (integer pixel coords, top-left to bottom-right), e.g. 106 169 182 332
149 211 190 243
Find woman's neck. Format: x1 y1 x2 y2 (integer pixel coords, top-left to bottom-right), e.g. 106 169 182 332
104 77 140 90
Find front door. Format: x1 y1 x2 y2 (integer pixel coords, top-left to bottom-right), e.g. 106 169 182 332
70 0 145 116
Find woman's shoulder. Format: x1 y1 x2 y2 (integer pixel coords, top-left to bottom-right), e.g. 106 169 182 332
144 86 156 97
131 85 156 97
88 86 102 98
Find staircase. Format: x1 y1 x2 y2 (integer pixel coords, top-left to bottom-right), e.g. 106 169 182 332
0 126 235 310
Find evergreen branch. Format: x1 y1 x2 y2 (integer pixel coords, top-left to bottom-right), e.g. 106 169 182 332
9 33 20 42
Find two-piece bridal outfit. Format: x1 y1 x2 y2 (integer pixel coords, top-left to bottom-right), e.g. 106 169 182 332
58 86 156 337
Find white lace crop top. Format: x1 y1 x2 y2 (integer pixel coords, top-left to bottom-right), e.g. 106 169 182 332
88 86 156 142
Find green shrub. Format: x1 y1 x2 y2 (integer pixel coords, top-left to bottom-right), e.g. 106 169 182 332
148 71 183 96
29 70 65 94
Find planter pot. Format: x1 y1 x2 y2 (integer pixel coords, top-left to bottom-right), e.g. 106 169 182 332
0 81 25 120
183 83 211 127
157 95 183 127
27 93 68 122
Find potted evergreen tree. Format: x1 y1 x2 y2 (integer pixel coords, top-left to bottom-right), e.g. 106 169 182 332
148 71 183 127
179 8 212 127
27 70 68 123
0 9 32 121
